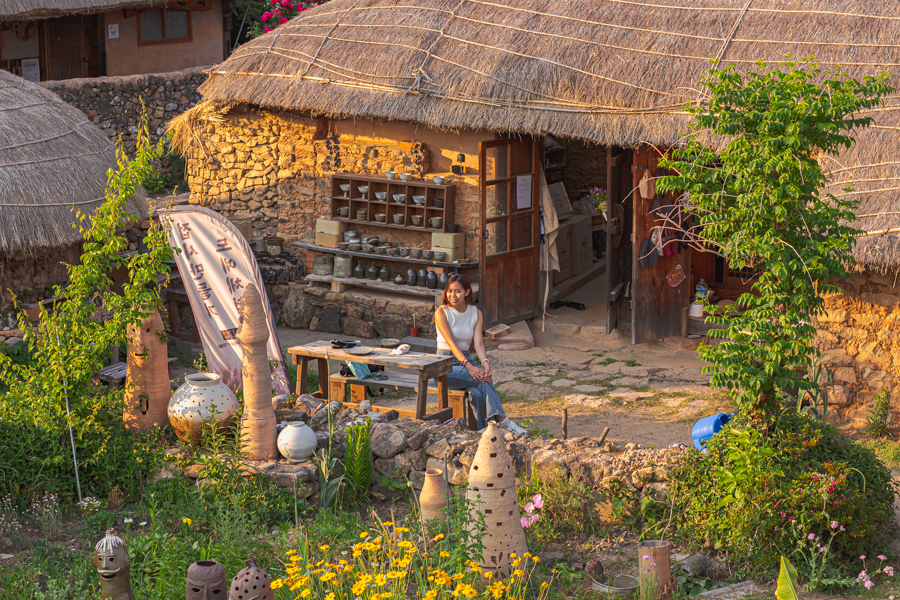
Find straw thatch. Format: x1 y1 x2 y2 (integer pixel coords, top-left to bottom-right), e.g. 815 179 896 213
0 0 168 19
0 70 148 255
183 0 900 273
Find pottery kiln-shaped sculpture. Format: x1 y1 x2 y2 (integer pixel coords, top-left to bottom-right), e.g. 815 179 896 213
419 468 449 522
186 560 227 600
123 307 171 431
238 284 278 460
228 559 272 600
168 373 240 444
91 528 135 600
466 423 528 576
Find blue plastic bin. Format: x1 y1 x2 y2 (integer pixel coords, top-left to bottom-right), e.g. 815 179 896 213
691 413 731 452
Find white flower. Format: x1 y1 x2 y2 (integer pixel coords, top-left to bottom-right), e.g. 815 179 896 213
139 521 147 526
124 518 133 524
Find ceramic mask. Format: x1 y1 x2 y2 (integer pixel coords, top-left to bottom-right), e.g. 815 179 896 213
91 529 135 600
186 560 228 600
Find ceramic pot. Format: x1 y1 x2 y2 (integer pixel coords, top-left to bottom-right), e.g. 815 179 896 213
367 263 379 280
426 270 438 289
419 468 449 522
439 272 450 290
418 268 428 287
407 268 418 286
354 263 365 278
168 373 239 444
333 254 353 278
277 422 318 462
186 560 227 600
312 254 334 275
379 266 390 281
229 560 272 600
251 236 266 253
394 275 405 285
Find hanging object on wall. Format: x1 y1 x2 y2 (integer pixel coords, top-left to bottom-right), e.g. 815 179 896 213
229 559 273 600
638 169 655 200
186 560 227 600
639 238 659 268
666 265 686 288
123 307 172 432
161 205 289 395
466 423 528 576
92 529 135 600
238 283 279 460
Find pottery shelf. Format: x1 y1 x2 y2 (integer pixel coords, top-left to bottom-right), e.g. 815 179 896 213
305 274 479 308
291 242 478 269
331 174 456 233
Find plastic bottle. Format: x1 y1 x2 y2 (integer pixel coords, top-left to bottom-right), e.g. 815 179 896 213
695 279 708 300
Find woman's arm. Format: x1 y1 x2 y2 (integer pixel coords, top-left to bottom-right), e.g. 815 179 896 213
435 307 486 381
472 309 492 382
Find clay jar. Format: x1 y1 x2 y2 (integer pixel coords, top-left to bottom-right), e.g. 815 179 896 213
229 560 272 600
419 468 449 522
407 268 418 286
186 560 227 600
168 373 240 444
277 422 318 462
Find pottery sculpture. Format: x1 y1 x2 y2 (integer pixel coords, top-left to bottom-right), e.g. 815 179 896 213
229 559 273 600
466 423 528 576
92 528 134 600
186 560 227 600
277 422 318 462
168 373 239 444
238 284 278 461
123 307 171 432
419 468 449 522
426 270 438 289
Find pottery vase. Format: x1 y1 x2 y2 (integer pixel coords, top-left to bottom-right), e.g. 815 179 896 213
426 270 438 289
367 263 379 280
277 422 318 462
186 560 227 600
354 263 365 278
419 468 449 522
168 373 239 444
439 272 450 290
418 268 428 287
229 560 272 600
379 266 390 281
407 268 418 286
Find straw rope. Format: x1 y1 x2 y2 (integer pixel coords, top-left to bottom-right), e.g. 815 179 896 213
407 0 467 94
714 0 752 64
0 197 105 207
299 0 363 80
593 0 900 22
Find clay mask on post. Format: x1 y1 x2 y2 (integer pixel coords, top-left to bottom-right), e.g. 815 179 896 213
91 528 135 600
186 560 227 600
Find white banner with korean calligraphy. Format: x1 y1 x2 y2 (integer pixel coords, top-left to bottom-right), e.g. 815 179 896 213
161 205 290 395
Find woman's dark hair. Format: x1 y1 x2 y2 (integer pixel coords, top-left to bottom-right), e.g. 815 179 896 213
441 274 473 308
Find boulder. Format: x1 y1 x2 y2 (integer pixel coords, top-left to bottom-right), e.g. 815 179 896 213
343 316 376 338
407 426 434 450
375 454 412 479
373 314 409 339
426 438 451 460
370 423 408 458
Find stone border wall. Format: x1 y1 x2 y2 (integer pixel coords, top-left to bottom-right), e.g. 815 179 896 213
0 244 81 314
40 67 208 171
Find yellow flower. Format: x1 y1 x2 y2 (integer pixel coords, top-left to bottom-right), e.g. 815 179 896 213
182 518 192 526
320 572 336 583
471 565 482 573
396 527 409 533
270 579 283 589
484 571 494 579
532 556 541 563
286 549 297 556
514 569 524 578
383 521 394 527
300 590 311 598
360 532 369 538
541 582 550 589
524 552 532 559
424 591 438 600
511 558 522 568
320 544 331 551
375 574 387 587
352 580 366 595
325 594 335 600
434 533 445 541
509 553 517 559
387 570 406 579
440 551 450 558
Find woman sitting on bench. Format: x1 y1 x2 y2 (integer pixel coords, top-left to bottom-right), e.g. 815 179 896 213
434 274 525 435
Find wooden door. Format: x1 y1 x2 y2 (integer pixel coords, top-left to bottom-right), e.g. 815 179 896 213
606 146 633 334
46 16 83 80
630 146 692 343
479 137 540 328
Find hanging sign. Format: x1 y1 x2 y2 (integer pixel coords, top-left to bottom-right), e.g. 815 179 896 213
161 205 290 395
516 175 533 210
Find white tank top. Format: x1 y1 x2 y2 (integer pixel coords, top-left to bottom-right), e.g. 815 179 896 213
436 304 478 351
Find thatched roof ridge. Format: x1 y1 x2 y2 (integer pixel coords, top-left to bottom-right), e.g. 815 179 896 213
0 0 168 19
0 70 148 255
184 0 900 273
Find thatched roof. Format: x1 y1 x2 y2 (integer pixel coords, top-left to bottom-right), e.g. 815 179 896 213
0 70 148 254
1 0 168 20
183 0 900 273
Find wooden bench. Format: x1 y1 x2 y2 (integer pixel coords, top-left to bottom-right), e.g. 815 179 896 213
329 372 479 429
97 357 178 387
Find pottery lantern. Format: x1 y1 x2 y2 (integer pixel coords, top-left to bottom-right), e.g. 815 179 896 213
229 559 272 600
123 307 171 432
419 468 448 523
168 373 239 444
466 423 528 577
91 528 134 600
186 560 227 600
238 284 278 460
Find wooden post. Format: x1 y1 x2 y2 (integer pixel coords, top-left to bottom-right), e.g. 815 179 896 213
638 540 673 600
238 284 278 460
598 426 610 445
561 408 568 440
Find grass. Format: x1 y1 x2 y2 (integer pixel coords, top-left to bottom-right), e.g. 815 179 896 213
861 438 900 470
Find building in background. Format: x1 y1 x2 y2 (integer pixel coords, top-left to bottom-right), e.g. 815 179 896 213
0 0 233 81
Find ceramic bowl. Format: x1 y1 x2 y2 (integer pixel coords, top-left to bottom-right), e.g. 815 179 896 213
423 250 434 260
434 252 446 261
399 248 410 257
385 171 396 179
411 216 423 226
337 243 349 250
337 207 350 216
374 191 388 201
412 195 426 205
432 176 446 185
394 275 405 284
392 214 405 224
349 244 361 252
375 213 387 222
392 194 406 203
375 247 385 254
411 249 422 258
433 198 444 208
447 223 460 233
389 248 400 256
343 230 357 239
399 173 411 181
366 237 379 246
339 184 351 195
358 185 369 195
429 217 443 228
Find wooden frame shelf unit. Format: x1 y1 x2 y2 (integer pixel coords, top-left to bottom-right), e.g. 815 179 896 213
291 241 478 270
330 174 456 233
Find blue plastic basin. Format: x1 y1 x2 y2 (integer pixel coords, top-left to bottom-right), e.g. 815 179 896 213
691 413 731 452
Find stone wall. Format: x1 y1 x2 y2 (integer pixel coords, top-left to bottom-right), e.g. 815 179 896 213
559 138 608 202
40 67 207 170
0 244 80 314
815 272 900 429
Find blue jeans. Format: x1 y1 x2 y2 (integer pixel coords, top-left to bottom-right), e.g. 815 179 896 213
436 350 505 430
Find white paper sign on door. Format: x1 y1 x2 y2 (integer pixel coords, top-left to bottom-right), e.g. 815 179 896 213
516 174 532 209
21 58 40 82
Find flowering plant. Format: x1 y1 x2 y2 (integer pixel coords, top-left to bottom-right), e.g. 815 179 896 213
586 187 608 211
858 555 895 590
520 494 543 528
259 0 327 34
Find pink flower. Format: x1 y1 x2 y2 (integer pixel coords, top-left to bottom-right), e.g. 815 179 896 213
807 533 816 540
643 556 651 560
861 556 867 561
865 580 875 590
524 502 535 514
885 566 895 577
279 17 288 24
532 494 544 509
830 521 838 528
651 563 657 567
780 512 787 518
879 555 887 561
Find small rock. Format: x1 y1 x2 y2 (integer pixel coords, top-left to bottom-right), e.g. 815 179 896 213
382 410 400 421
370 423 408 458
272 394 291 410
359 399 372 413
680 554 709 577
296 394 325 412
551 378 577 387
573 384 603 393
0 554 13 560
426 438 451 460
529 376 550 384
407 427 433 450
375 455 412 479
184 464 206 479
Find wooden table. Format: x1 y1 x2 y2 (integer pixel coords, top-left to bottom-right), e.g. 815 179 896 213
287 341 454 422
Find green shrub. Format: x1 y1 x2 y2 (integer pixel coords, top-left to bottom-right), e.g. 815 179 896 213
670 411 897 582
866 390 891 438
517 466 608 546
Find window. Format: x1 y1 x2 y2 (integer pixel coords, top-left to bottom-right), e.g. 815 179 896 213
138 9 191 45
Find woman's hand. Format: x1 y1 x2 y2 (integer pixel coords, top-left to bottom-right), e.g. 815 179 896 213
465 362 487 382
481 360 492 383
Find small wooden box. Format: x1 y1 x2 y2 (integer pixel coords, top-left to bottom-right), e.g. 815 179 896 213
484 324 511 340
315 232 342 247
316 218 348 235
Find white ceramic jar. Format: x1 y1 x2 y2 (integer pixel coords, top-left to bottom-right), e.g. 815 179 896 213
277 422 318 462
168 373 239 444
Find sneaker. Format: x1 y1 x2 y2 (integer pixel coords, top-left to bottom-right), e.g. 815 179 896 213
499 417 526 436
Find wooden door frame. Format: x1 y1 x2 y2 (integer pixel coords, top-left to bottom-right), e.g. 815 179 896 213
478 136 541 328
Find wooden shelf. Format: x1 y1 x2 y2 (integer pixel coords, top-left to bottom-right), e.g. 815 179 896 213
306 274 479 307
291 242 478 269
331 174 456 233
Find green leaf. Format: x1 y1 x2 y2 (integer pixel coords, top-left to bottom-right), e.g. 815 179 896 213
776 556 800 600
